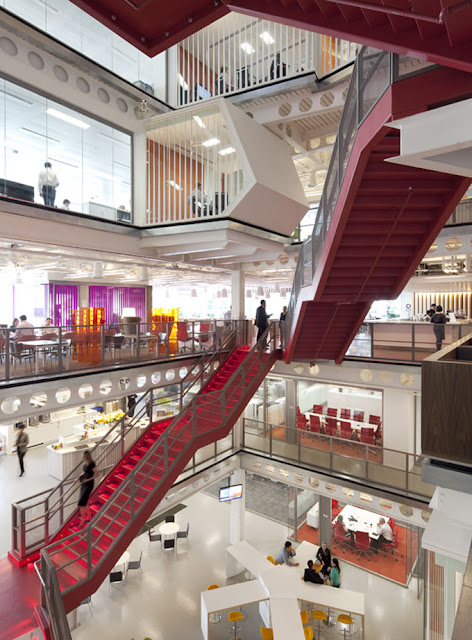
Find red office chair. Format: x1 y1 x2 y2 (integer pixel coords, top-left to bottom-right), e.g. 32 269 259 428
327 407 338 418
369 414 381 426
354 531 372 561
388 518 396 530
177 322 195 353
381 532 402 560
359 427 375 445
197 322 212 349
325 417 338 436
312 404 323 415
297 415 307 430
296 406 302 415
339 421 353 441
374 425 382 444
340 408 351 420
353 409 364 422
309 414 321 433
333 522 353 553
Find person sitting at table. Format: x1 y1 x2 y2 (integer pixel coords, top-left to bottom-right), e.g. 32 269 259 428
276 540 299 566
336 514 353 538
14 315 35 339
373 517 393 552
316 541 332 577
9 318 19 334
303 559 324 584
41 317 57 336
329 558 341 588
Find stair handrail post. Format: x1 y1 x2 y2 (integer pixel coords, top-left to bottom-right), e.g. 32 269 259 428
5 330 10 381
136 322 141 361
130 469 135 518
164 430 169 473
166 322 170 358
19 507 26 558
179 380 183 412
192 397 197 438
192 321 195 353
221 387 226 422
58 326 63 373
44 496 50 545
87 525 92 577
100 324 105 367
120 416 125 458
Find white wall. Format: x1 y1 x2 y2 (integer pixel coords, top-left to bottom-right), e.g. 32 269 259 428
383 387 416 457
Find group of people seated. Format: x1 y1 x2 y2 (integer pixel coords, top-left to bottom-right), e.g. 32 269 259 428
335 513 393 552
8 316 57 340
276 540 341 587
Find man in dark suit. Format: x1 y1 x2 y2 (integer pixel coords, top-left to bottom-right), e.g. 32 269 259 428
303 559 324 584
255 300 270 342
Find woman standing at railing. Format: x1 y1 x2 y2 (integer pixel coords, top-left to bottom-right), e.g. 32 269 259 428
78 450 97 525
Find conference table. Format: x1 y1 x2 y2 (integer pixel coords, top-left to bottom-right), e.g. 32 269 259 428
201 540 365 640
334 504 385 539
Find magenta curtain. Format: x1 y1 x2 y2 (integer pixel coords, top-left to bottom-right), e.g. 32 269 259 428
88 286 145 324
53 284 78 326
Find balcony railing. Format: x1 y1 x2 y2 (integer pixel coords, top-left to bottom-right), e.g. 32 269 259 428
242 418 434 501
0 319 249 384
346 321 472 363
175 12 357 107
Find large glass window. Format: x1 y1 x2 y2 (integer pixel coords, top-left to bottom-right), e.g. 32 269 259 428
1 0 167 101
297 380 382 421
0 79 132 220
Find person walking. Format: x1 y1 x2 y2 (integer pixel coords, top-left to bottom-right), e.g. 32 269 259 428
430 304 448 350
279 305 287 349
38 161 59 207
77 450 97 524
255 299 271 346
15 425 29 477
127 394 137 418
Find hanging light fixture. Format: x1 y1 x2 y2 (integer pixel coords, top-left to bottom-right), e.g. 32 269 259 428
217 291 221 298
93 262 103 278
257 286 264 296
246 289 252 298
280 289 287 298
139 265 148 281
266 290 271 299
191 288 197 298
221 288 228 298
275 282 280 293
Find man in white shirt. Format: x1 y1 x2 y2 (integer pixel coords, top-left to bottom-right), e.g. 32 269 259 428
187 182 209 217
14 315 35 339
38 162 59 207
374 517 393 552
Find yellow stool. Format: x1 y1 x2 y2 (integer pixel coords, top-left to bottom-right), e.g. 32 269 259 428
207 585 221 624
304 627 314 640
260 625 274 640
228 610 244 639
337 613 355 638
266 555 276 565
300 610 309 626
312 609 328 637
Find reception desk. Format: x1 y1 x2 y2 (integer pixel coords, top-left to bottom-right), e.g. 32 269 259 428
47 419 147 479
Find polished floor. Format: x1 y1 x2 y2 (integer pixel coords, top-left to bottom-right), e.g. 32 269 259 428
0 447 424 640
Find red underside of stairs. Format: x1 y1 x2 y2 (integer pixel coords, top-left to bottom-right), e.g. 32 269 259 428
0 345 276 639
286 66 472 365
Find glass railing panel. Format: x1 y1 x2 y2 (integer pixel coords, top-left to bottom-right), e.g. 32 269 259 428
331 451 367 478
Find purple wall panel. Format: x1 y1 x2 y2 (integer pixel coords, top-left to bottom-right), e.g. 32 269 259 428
88 286 145 323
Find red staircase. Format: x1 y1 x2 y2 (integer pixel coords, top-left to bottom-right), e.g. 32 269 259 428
32 341 278 618
284 51 472 365
228 0 472 74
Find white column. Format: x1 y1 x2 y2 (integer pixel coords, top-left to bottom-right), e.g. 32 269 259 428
231 269 245 320
133 125 147 226
435 554 465 640
166 45 178 107
230 469 246 545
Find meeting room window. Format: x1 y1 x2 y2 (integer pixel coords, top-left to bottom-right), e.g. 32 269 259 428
297 380 382 424
0 78 132 221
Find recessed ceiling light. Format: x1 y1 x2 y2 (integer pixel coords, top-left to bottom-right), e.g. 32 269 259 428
240 42 255 54
219 147 235 156
260 31 275 45
202 138 220 148
46 108 90 129
193 115 205 129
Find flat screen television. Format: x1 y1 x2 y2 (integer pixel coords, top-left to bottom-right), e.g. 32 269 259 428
219 484 243 502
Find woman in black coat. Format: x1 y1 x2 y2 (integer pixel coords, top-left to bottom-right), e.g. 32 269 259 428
430 305 448 350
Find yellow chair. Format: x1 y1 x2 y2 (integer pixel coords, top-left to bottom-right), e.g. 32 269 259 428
207 585 221 624
300 610 309 626
228 611 244 639
304 627 314 640
267 555 276 565
311 609 328 637
337 613 354 639
313 563 323 573
260 625 274 640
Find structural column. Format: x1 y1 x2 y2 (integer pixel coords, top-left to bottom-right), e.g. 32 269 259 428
133 125 147 226
231 269 245 319
230 469 246 544
318 495 332 548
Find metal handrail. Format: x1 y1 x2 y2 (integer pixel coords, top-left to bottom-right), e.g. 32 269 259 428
243 418 432 500
284 47 399 347
41 325 278 594
11 329 238 559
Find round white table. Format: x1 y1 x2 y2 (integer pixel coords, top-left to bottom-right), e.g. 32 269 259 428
159 522 179 536
113 550 130 573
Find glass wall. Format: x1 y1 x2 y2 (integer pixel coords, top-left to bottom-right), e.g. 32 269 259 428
297 379 382 421
1 0 167 101
0 78 132 220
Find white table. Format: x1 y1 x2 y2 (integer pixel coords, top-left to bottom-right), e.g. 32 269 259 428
210 540 365 640
334 504 386 540
159 522 180 536
18 339 59 374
